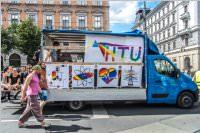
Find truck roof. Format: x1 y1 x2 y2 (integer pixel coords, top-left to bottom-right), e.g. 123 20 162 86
42 29 144 37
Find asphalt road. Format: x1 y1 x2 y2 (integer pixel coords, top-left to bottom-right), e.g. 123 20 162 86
1 100 200 133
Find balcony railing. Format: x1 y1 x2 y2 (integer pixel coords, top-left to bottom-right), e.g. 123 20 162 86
61 26 71 30
178 28 191 36
78 27 87 30
180 12 190 20
45 25 53 29
93 27 102 31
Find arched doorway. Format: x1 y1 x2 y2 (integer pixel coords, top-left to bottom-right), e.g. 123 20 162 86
184 57 191 75
9 54 21 67
184 57 190 70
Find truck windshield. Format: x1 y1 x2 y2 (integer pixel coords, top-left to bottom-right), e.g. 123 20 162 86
154 59 176 77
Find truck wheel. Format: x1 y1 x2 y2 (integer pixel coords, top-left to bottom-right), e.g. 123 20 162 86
68 101 84 111
177 92 194 108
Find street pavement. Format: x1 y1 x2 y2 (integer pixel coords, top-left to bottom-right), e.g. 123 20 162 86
1 99 200 133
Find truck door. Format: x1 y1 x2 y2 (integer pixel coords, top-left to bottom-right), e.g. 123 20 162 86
147 55 180 104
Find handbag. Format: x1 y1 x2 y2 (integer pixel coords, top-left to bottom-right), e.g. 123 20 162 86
39 90 48 101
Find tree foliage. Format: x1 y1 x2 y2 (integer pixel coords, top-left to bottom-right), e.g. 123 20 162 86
16 19 41 57
1 23 19 54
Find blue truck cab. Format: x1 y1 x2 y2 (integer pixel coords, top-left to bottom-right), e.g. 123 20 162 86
147 43 199 108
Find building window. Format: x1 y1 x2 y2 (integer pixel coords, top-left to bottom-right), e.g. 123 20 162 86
11 0 18 3
155 34 157 42
173 41 176 49
93 0 102 6
162 8 165 15
61 15 70 29
185 20 188 28
45 15 53 29
163 44 166 52
163 19 165 28
184 5 188 13
168 29 170 37
163 31 165 39
155 23 157 32
159 33 161 41
26 0 37 3
167 5 169 12
62 0 70 5
94 16 102 30
28 14 36 24
172 13 175 22
10 14 20 24
173 26 176 35
167 16 170 25
158 22 161 30
77 0 86 5
159 11 161 18
172 1 175 8
43 0 54 4
185 37 189 46
78 16 86 29
168 43 170 51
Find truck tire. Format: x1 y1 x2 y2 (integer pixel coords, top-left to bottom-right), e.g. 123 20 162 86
177 92 194 108
68 101 84 111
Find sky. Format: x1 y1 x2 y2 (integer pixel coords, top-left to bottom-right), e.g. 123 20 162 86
110 1 160 32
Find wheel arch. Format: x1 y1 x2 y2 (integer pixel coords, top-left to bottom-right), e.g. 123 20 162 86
176 89 197 103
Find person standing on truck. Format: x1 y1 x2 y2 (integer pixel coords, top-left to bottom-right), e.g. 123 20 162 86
192 70 200 90
18 65 50 128
45 42 59 62
33 47 41 65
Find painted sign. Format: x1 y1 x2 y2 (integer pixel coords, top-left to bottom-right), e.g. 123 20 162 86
46 64 69 89
72 65 95 88
97 65 119 87
84 35 144 63
121 65 142 88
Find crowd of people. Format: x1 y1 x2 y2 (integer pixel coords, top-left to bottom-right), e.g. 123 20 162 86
1 65 32 101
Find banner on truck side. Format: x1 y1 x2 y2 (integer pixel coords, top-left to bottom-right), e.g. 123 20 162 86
84 35 144 63
46 64 69 89
97 65 119 88
121 65 142 88
72 65 95 88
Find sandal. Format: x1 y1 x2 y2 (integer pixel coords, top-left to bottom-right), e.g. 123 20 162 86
18 121 28 128
41 122 51 128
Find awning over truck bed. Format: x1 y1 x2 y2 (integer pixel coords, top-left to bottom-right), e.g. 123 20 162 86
42 29 160 55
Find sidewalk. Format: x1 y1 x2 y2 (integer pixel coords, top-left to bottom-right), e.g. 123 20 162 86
115 114 200 133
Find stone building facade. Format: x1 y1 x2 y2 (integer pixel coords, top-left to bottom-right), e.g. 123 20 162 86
1 0 109 68
133 1 200 74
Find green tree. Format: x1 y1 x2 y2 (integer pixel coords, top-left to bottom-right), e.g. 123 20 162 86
16 19 41 58
1 24 19 54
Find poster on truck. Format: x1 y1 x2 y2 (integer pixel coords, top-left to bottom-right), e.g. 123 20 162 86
97 65 119 88
84 35 144 63
121 65 142 88
46 64 69 89
72 65 95 88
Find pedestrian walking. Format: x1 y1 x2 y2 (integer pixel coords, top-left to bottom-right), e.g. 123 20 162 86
18 65 50 128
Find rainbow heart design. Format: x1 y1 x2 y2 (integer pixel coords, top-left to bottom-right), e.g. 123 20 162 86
99 68 117 84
